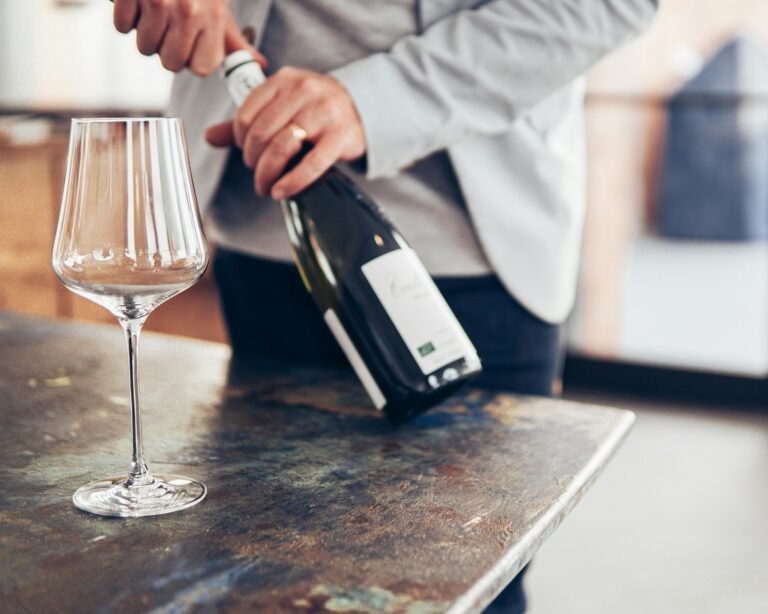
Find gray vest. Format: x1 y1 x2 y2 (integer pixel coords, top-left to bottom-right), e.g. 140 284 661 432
169 0 656 322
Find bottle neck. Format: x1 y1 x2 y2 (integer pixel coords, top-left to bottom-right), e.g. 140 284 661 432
223 56 266 105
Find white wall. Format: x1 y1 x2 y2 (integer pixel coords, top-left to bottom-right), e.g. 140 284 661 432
0 0 172 112
619 238 768 377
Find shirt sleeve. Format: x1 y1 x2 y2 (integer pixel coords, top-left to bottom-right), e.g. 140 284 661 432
329 0 657 178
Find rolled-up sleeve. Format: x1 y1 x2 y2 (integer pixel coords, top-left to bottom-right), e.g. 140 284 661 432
330 0 657 178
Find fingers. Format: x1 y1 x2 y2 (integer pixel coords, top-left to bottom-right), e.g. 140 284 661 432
135 3 170 56
211 67 366 199
253 125 309 196
234 68 312 154
190 15 265 75
271 135 344 200
159 16 202 73
205 121 236 147
114 0 265 76
113 0 139 33
241 93 308 168
223 14 251 53
188 15 225 75
233 84 279 149
223 15 268 69
250 50 269 71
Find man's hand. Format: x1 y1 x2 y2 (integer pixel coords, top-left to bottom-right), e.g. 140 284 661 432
113 0 264 76
205 67 366 200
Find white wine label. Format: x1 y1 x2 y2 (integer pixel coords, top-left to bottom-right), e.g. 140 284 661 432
324 309 387 410
362 248 478 376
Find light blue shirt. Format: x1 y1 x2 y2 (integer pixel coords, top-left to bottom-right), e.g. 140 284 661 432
210 0 492 276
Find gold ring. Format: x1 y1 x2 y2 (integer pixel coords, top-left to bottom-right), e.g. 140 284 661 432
288 123 308 141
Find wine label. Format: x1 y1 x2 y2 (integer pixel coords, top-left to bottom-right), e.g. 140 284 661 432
324 309 387 410
362 248 478 376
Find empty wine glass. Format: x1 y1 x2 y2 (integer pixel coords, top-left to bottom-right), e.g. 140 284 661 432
52 118 209 517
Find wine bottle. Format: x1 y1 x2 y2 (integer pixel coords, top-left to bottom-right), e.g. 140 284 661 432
221 51 482 423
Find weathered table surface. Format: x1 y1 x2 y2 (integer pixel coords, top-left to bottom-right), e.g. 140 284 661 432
0 312 634 613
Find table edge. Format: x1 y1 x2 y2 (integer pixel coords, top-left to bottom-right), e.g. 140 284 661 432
447 408 636 614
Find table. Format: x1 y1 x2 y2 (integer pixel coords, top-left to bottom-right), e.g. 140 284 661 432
0 312 634 613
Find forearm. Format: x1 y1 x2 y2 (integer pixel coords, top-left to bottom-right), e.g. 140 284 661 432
330 0 658 178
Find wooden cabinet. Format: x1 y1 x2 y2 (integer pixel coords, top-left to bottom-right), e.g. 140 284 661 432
0 137 227 343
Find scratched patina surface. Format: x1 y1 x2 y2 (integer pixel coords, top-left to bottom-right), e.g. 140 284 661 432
0 312 634 613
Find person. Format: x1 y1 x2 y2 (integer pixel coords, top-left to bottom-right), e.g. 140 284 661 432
112 0 657 611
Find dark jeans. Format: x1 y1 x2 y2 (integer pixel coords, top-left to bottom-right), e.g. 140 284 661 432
214 248 563 613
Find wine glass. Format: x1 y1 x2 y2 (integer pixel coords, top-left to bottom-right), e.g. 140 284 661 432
52 118 209 517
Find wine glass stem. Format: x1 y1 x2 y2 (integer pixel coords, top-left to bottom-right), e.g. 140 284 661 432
121 317 152 486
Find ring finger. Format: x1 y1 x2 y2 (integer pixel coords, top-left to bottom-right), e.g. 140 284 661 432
242 93 312 168
254 122 314 197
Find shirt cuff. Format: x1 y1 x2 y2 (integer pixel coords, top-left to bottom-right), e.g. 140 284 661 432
330 53 450 180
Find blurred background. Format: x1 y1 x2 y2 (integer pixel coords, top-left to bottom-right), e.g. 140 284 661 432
1 1 767 613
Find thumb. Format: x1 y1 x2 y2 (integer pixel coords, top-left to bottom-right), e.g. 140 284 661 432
205 121 236 148
224 17 268 69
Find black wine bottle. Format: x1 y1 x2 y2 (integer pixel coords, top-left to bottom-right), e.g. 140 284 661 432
221 51 482 423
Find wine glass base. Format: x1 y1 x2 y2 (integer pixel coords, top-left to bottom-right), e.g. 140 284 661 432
73 474 206 517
